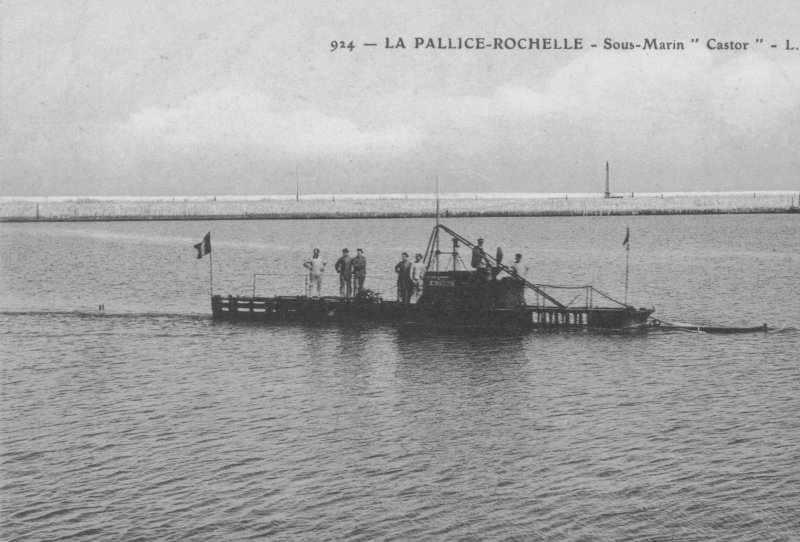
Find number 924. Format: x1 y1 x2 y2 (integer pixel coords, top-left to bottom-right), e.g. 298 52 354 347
330 40 355 52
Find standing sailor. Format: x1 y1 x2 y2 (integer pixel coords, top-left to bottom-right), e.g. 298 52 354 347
410 253 426 302
335 248 354 298
471 238 490 280
509 253 528 278
352 248 367 295
394 252 412 303
303 248 326 297
508 253 529 306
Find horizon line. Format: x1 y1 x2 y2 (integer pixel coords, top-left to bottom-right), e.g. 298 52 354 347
2 190 798 204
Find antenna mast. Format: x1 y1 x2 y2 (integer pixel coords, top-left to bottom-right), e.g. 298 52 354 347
435 174 440 270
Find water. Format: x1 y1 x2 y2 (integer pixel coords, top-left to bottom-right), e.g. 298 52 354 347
1 215 798 541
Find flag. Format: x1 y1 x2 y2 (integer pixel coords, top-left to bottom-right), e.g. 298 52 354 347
194 232 211 259
622 227 630 246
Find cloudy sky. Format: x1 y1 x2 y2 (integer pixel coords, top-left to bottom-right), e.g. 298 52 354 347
2 0 799 197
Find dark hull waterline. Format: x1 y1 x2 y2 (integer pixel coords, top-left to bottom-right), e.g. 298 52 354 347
211 295 654 330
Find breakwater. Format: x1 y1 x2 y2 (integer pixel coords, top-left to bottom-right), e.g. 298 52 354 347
1 192 797 222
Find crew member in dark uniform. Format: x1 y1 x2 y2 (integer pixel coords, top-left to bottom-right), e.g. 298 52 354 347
471 238 490 280
352 248 367 295
335 248 354 298
394 252 413 303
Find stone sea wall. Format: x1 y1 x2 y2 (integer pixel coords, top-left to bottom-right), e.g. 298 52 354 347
1 192 797 222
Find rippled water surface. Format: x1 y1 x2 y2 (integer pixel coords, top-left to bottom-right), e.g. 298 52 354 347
1 216 799 541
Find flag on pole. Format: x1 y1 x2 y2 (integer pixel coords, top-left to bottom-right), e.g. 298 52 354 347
622 227 630 246
194 232 211 259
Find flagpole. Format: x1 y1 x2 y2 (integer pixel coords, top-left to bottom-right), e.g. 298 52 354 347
624 237 630 306
195 231 213 296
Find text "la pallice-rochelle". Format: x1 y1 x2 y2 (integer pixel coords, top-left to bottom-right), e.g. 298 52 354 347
386 37 584 50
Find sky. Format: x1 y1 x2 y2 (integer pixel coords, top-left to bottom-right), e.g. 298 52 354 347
2 0 799 197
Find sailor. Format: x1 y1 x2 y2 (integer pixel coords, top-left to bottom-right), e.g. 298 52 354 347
335 248 354 298
410 253 426 302
303 248 326 297
471 238 490 280
508 253 528 278
508 253 529 306
394 252 413 303
352 248 367 295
